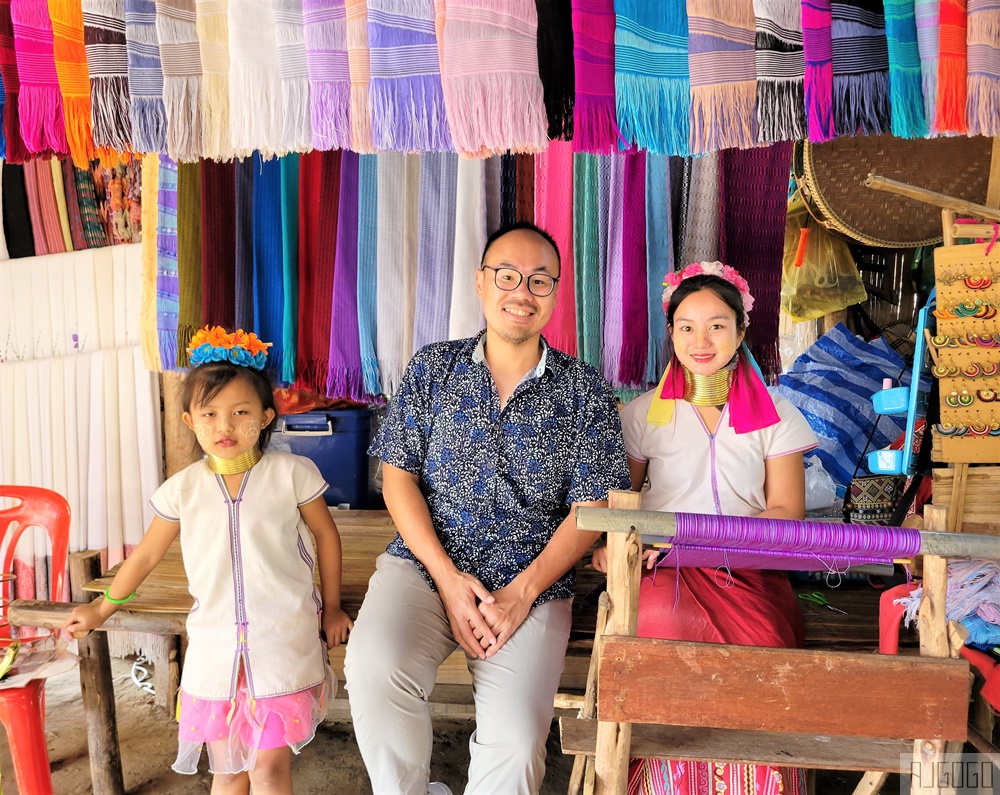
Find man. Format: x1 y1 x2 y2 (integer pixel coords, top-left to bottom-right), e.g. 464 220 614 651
345 221 630 795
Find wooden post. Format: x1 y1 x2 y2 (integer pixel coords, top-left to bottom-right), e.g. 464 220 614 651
69 551 125 795
151 635 181 713
852 771 889 795
594 490 643 795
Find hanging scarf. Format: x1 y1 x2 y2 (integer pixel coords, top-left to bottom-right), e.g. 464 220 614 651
199 159 236 330
449 156 484 341
752 0 807 142
440 0 547 157
536 140 576 355
515 152 533 221
49 158 74 251
500 151 516 226
613 0 690 156
176 161 202 364
273 0 312 153
603 154 624 388
195 0 232 160
75 164 109 247
22 160 48 255
935 0 966 133
914 0 937 133
11 0 69 155
830 0 891 136
884 0 928 137
296 149 340 393
966 0 1000 136
49 0 97 167
0 41 6 158
686 0 758 153
83 0 133 154
251 152 286 376
535 0 573 140
571 0 620 153
302 0 350 151
367 0 453 152
375 151 406 393
2 163 33 257
140 151 160 370
413 151 457 351
402 154 420 358
124 0 167 152
644 153 669 385
233 156 254 328
573 153 601 369
801 0 836 141
155 155 178 368
618 149 647 388
279 155 299 386
155 0 203 162
346 0 374 152
357 154 380 395
678 152 720 266
0 170 7 259
483 152 501 232
60 157 87 251
0 0 28 163
228 0 281 158
328 150 367 400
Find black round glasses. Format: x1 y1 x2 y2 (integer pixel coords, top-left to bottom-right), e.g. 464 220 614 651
481 265 559 297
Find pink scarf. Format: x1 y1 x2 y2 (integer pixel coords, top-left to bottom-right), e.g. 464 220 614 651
10 0 69 155
536 139 577 355
571 0 621 153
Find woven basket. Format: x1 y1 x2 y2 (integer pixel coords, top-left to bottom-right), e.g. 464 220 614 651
792 135 993 248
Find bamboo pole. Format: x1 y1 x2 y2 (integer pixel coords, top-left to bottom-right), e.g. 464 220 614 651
864 174 1000 224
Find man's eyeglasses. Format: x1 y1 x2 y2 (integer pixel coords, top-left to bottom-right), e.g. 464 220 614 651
481 265 559 297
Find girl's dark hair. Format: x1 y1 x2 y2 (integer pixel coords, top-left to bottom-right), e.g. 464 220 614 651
666 274 747 333
182 363 278 450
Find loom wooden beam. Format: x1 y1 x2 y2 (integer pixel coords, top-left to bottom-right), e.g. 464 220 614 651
864 174 1000 224
9 601 188 635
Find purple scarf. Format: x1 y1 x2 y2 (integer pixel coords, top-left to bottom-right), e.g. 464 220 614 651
303 0 351 150
619 149 648 388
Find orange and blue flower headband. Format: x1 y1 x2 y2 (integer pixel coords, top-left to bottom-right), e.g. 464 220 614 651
662 261 755 326
187 326 271 370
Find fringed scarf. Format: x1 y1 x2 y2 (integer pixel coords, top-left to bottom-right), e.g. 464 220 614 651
614 0 690 156
0 168 7 257
49 0 97 167
296 149 340 393
155 0 203 162
251 152 287 377
233 156 254 328
752 0 808 142
195 0 232 160
2 162 34 257
686 0 758 153
449 156 485 340
367 0 453 152
678 152 720 265
484 152 501 232
140 151 160 370
83 0 133 154
375 151 406 394
22 160 48 255
49 158 74 250
155 154 179 368
176 161 202 364
935 0 966 133
414 151 457 351
346 0 374 152
536 140 576 355
302 0 350 151
60 157 87 250
11 0 69 155
573 153 601 369
357 154 380 395
603 154 624 387
515 152 534 221
199 159 235 330
0 0 29 163
618 149 647 388
914 0 937 133
966 0 1000 136
36 159 67 252
0 35 6 158
273 0 313 153
571 0 620 153
327 149 366 400
535 0 574 140
76 164 109 247
884 0 928 137
279 155 299 385
500 151 516 226
228 0 282 158
644 152 669 384
402 154 420 359
718 142 792 384
124 0 167 152
830 0 891 136
801 0 836 141
440 0 547 157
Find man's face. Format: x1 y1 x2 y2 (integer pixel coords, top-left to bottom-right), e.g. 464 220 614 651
475 229 560 346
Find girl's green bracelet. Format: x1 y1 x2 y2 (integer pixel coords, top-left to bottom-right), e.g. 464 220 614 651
103 589 136 605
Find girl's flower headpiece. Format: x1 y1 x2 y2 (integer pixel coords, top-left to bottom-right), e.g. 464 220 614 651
661 261 754 326
187 326 271 370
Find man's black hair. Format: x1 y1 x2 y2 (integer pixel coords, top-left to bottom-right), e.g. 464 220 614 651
479 221 561 275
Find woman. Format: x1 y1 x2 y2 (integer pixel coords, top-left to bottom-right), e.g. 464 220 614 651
593 262 819 795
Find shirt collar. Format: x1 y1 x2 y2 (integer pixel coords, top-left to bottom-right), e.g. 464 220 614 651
471 331 550 380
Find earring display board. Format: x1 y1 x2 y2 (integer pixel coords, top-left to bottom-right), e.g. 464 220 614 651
932 242 1000 463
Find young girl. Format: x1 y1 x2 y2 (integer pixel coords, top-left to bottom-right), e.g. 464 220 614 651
63 327 353 795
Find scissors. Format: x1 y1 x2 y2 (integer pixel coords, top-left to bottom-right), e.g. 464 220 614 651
798 592 847 614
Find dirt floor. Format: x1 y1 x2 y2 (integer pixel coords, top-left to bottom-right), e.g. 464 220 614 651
1 658 887 794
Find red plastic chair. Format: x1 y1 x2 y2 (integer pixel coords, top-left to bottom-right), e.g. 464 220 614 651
0 486 71 795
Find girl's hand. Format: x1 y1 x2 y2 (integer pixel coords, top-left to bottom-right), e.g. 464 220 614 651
322 608 354 648
586 544 660 574
61 601 109 638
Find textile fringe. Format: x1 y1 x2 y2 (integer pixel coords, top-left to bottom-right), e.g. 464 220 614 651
756 78 807 143
689 81 756 154
310 80 350 152
834 69 890 136
968 75 1000 137
229 63 283 159
281 75 312 153
325 366 366 402
349 84 374 153
573 94 618 154
369 76 451 152
615 73 690 157
446 72 547 156
130 95 167 153
889 65 928 137
295 356 329 396
935 56 966 133
805 61 835 141
90 75 133 152
199 72 231 160
19 86 69 154
163 75 202 162
61 95 96 168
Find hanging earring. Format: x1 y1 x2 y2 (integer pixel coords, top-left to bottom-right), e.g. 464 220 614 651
958 389 975 407
963 362 983 378
946 391 961 408
978 388 997 402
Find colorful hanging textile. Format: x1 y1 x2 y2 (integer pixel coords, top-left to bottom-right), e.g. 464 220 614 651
914 0 937 133
603 153 625 387
273 0 312 153
483 152 501 232
155 0 203 162
11 0 69 155
303 0 350 151
176 161 202 364
328 150 366 400
60 157 87 250
0 169 7 259
536 140 576 355
613 0 690 156
124 0 167 152
49 158 74 251
228 0 281 157
83 0 134 154
195 0 231 160
500 151 516 226
618 149 647 388
644 153 669 384
440 0 547 157
199 159 236 330
2 163 34 257
413 151 457 351
678 152 720 265
0 0 29 163
830 0 891 136
155 154 179 368
752 0 807 142
449 156 484 341
966 0 1000 136
35 157 69 252
76 164 109 247
251 152 286 376
571 0 620 153
401 154 419 358
934 0 966 133
375 151 406 393
801 0 836 141
233 156 254 328
535 0 573 139
686 0 758 153
573 153 600 369
367 0 453 152
884 0 927 137
357 153 380 395
346 0 374 152
140 151 160 370
22 159 48 255
295 151 320 386
515 152 534 221
0 50 6 159
49 0 97 167
279 155 299 385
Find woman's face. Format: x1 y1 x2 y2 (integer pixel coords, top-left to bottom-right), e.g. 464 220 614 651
670 288 744 376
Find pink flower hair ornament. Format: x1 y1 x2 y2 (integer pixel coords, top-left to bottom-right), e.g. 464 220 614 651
661 261 755 326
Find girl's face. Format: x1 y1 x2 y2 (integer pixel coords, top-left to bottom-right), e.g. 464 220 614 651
182 377 275 459
670 288 744 377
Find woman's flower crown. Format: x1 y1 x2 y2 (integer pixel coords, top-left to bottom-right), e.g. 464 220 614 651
187 326 271 370
662 261 754 326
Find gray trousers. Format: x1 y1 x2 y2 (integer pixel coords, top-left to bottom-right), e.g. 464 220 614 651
344 554 572 795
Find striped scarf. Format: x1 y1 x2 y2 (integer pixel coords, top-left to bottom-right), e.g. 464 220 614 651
573 153 601 369
535 0 574 140
140 151 160 369
83 0 133 154
233 156 254 327
35 159 66 252
357 154 380 395
914 0 937 133
375 151 406 394
618 149 647 388
402 154 420 358
124 0 167 152
346 0 374 152
228 0 281 158
0 0 29 162
614 0 690 156
414 151 458 351
11 0 69 155
303 0 350 151
199 159 236 330
22 160 48 254
368 0 453 152
644 153 669 384
536 140 576 355
753 0 807 142
801 0 835 141
935 0 966 133
252 153 287 377
76 164 109 246
49 0 97 167
571 0 620 153
966 0 1000 136
884 0 928 137
678 153 720 265
449 156 485 340
279 155 299 385
195 0 232 160
603 154 624 387
155 154 179 369
176 161 202 364
155 0 203 161
830 0 891 136
440 0 547 157
686 0 758 153
60 157 87 250
273 0 312 153
49 157 74 250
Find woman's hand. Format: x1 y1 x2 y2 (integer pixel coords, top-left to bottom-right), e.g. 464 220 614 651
587 544 660 574
322 607 354 648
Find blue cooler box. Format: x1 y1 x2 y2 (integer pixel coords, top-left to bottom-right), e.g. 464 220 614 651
270 408 374 508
